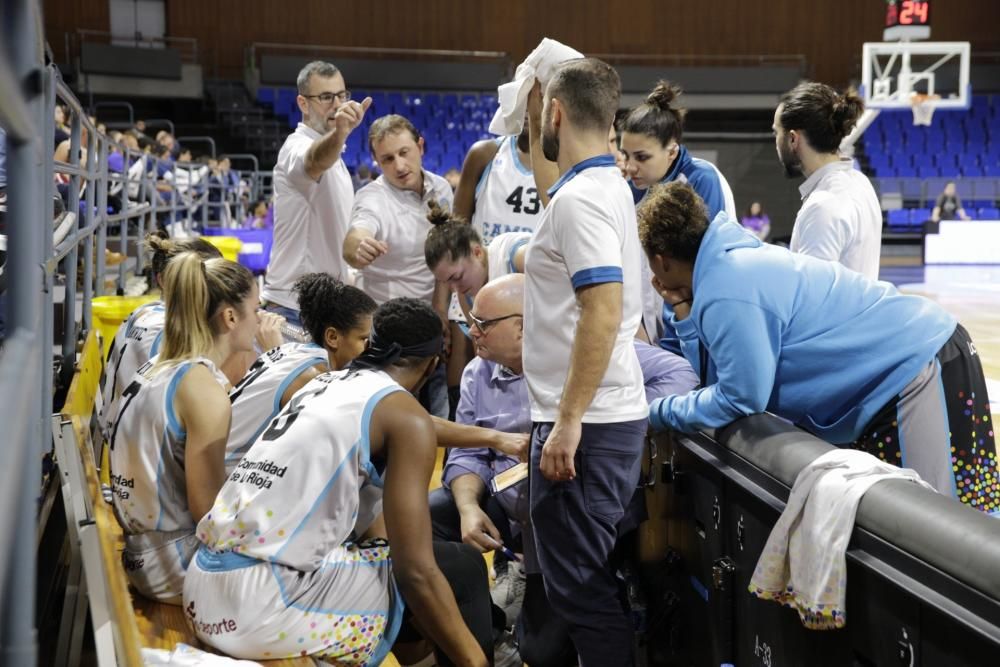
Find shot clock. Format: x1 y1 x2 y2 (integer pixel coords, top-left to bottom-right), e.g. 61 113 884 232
884 0 931 41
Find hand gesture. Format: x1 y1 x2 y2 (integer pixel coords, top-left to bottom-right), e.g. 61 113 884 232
354 236 389 268
652 277 693 320
539 418 582 481
334 97 373 135
459 505 503 553
255 311 286 350
493 432 530 462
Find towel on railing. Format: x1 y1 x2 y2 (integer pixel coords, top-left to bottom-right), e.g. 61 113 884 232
748 448 934 629
488 38 584 136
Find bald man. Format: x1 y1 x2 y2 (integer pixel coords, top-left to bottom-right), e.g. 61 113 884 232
431 274 698 666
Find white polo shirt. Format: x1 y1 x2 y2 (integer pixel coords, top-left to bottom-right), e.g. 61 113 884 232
349 170 454 304
523 155 646 424
790 158 882 280
262 123 354 309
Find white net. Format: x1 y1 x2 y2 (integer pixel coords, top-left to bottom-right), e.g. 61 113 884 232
910 93 940 126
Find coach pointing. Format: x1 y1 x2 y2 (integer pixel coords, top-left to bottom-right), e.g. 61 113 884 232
261 61 372 325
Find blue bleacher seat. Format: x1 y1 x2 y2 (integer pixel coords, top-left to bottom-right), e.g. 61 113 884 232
917 166 939 178
911 208 932 225
887 209 910 226
979 207 1000 220
257 87 275 104
963 165 985 177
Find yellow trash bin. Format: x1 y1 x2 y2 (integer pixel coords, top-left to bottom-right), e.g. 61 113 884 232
91 295 159 358
202 235 243 262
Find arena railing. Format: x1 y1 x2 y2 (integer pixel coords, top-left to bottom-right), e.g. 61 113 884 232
657 413 1000 665
64 29 200 66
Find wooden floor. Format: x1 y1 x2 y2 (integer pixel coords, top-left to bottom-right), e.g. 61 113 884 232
887 264 1000 408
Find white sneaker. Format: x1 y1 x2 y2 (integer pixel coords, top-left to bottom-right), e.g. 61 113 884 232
490 560 526 628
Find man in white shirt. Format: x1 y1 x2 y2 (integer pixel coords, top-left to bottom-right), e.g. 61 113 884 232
774 82 883 279
261 61 372 324
523 58 648 666
344 114 454 417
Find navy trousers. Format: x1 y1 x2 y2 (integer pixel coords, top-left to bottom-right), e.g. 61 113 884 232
529 419 647 667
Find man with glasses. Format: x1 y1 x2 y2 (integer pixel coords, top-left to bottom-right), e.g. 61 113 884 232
432 273 697 666
261 61 372 326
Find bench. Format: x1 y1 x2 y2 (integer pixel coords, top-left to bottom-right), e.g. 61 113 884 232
54 329 314 666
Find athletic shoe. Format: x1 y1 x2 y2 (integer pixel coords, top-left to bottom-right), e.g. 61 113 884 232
490 559 526 628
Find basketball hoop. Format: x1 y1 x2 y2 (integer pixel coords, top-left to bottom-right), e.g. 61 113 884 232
910 93 940 126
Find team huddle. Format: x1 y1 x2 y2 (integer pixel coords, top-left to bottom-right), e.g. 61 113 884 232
101 54 997 667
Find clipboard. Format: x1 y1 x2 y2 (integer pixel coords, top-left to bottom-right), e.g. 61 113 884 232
489 462 528 495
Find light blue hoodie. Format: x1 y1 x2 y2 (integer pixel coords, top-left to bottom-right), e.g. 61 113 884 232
649 213 957 444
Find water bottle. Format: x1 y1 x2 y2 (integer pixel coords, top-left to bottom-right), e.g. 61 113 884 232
279 321 311 343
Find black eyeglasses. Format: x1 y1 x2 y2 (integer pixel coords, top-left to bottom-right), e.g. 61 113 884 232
303 91 351 105
467 312 522 335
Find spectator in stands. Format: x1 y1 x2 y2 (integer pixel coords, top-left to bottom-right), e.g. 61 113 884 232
108 253 262 604
156 130 180 159
619 80 738 343
183 298 493 667
741 201 771 240
641 181 997 513
522 58 648 665
931 181 971 222
54 104 70 148
433 273 697 666
774 82 882 279
261 60 372 326
444 167 461 191
351 162 373 192
242 197 272 229
134 119 147 134
344 114 453 418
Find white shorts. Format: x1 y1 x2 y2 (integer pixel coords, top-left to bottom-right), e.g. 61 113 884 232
123 530 199 605
182 540 403 665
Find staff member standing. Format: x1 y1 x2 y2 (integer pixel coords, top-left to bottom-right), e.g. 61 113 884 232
261 61 372 324
524 58 648 666
774 82 882 279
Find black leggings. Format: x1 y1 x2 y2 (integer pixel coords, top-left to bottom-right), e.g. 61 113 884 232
396 541 494 665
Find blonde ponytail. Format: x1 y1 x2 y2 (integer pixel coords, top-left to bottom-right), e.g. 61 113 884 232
156 253 255 366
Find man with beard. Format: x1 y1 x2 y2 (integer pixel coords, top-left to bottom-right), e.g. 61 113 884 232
261 61 372 324
774 82 882 279
523 58 648 666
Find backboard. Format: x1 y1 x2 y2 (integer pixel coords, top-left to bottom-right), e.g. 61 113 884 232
860 41 971 110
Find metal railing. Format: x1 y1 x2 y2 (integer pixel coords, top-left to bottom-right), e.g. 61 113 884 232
2 7 259 661
64 29 200 66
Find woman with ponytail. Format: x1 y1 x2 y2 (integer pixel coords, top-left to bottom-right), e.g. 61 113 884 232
100 233 221 439
620 81 737 343
108 252 260 603
773 82 882 279
619 81 737 219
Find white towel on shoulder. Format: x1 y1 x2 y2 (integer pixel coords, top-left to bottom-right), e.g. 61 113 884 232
143 643 263 666
748 448 935 629
488 38 584 136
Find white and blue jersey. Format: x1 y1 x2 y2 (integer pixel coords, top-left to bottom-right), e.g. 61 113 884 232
225 342 327 472
100 300 165 440
471 136 542 242
108 355 229 603
183 368 406 664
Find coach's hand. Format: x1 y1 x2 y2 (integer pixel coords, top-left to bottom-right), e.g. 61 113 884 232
459 505 503 554
354 236 389 267
334 97 372 135
540 418 581 481
493 431 530 462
